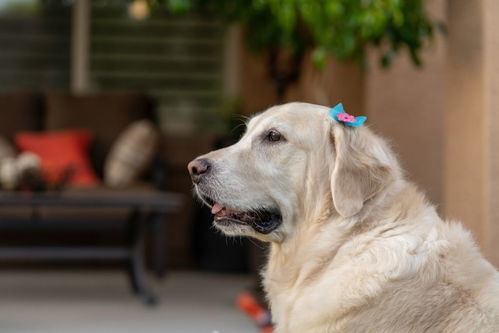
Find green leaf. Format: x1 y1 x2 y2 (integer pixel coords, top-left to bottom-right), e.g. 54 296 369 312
165 0 192 13
312 47 327 68
152 0 435 70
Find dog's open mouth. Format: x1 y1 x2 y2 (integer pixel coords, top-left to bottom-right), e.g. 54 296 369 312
201 195 282 234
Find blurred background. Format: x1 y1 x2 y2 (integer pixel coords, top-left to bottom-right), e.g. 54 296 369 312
0 0 497 332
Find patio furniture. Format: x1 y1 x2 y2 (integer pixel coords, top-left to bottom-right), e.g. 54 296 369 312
0 91 178 276
0 189 181 305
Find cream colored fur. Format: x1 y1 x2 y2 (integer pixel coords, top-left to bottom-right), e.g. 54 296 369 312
193 102 499 332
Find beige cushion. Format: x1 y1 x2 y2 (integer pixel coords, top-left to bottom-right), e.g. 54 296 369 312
104 120 159 188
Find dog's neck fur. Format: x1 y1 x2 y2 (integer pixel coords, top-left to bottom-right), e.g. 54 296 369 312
263 177 431 329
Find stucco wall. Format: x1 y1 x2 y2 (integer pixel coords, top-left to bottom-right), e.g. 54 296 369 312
445 0 487 250
364 0 446 208
285 56 364 116
239 50 363 116
484 0 499 266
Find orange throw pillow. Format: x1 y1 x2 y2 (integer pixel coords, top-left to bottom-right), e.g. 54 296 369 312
15 130 99 187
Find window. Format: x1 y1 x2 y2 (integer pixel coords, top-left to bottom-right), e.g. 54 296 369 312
0 0 71 91
90 4 225 134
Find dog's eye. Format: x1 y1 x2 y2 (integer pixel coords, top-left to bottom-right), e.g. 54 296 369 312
266 129 282 142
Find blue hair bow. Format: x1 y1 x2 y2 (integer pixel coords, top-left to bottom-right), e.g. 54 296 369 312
329 103 366 127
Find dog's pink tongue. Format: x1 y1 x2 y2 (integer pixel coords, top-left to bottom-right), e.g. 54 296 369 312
211 203 224 214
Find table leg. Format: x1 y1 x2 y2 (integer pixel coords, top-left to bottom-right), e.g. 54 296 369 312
151 212 167 278
127 210 157 306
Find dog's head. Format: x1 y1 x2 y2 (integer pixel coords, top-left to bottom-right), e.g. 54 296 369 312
188 102 400 242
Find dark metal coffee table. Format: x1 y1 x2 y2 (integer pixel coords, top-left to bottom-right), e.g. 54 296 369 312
0 190 182 305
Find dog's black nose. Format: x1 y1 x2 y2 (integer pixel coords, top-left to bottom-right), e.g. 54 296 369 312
187 158 211 184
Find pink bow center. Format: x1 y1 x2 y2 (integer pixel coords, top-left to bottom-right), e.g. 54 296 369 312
337 113 356 123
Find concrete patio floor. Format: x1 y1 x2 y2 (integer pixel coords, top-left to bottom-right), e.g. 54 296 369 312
0 270 257 333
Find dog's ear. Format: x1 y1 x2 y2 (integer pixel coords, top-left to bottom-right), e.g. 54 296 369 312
330 125 394 218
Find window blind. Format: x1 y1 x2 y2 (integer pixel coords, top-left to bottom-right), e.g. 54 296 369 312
90 5 225 134
0 2 71 91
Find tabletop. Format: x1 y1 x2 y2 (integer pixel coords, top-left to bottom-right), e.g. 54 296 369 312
0 189 182 212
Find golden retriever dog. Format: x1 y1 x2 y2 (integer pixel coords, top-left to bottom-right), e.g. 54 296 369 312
188 102 499 332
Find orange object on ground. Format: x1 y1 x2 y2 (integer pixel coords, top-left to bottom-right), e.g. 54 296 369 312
15 129 98 186
236 291 273 333
260 326 273 333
